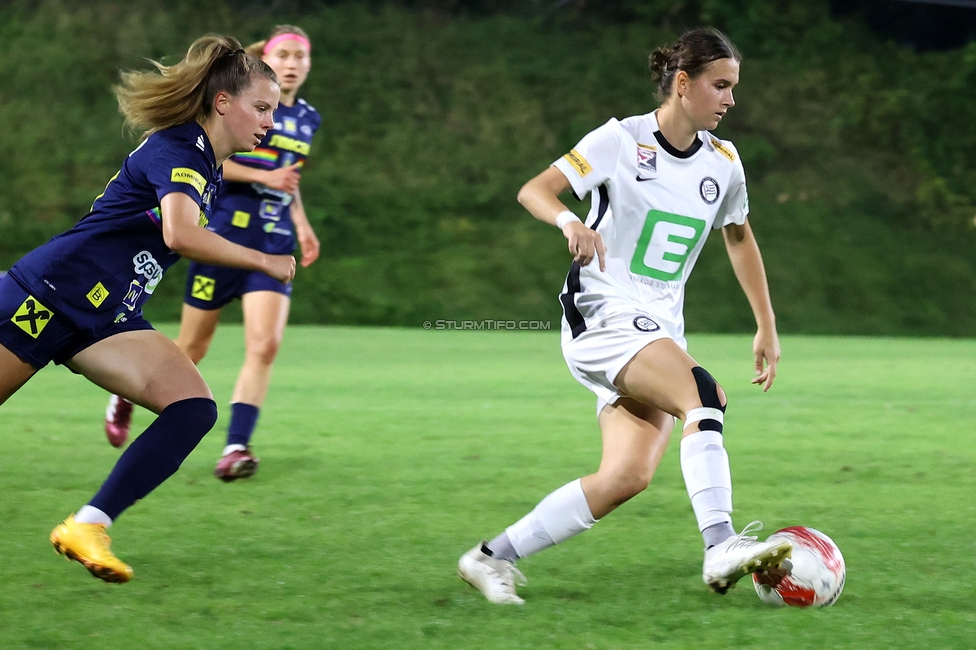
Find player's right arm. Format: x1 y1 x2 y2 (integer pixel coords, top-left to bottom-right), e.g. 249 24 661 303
160 192 296 284
517 167 606 272
222 159 300 194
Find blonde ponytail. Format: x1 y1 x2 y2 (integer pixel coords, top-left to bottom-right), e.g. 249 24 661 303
115 34 277 139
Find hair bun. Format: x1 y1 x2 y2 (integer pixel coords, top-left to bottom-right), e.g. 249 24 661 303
648 47 671 81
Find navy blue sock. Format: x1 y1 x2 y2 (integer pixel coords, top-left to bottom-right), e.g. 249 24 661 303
89 397 217 520
226 402 260 447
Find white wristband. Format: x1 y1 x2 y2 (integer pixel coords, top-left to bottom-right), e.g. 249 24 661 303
555 211 582 230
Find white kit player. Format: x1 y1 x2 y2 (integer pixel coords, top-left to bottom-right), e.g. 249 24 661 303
459 28 792 604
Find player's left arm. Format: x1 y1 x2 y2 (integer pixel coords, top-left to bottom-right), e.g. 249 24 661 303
723 219 780 391
289 189 320 267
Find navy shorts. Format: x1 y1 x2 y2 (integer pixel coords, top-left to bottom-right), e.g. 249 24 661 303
183 262 292 311
0 276 154 369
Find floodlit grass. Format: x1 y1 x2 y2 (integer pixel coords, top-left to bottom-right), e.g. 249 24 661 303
2 326 975 648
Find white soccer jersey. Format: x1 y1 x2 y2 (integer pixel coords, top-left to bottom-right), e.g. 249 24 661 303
552 111 749 348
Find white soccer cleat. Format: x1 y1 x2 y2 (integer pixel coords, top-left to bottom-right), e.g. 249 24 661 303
702 521 792 594
458 543 527 605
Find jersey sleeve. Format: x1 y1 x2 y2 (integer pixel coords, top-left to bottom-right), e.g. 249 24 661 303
717 154 749 229
144 140 211 207
551 119 621 200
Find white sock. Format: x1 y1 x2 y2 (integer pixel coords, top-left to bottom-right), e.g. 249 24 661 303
680 430 733 532
75 505 112 527
505 478 597 559
222 444 246 456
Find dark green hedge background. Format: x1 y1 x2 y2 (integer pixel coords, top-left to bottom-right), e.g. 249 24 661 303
3 0 976 335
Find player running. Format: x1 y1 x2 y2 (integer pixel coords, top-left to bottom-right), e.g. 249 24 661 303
0 35 295 582
458 28 791 604
105 26 321 482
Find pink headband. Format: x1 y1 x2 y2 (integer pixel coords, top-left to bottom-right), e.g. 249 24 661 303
263 33 311 56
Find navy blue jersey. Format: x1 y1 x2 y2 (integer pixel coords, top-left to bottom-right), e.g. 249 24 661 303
8 122 219 335
206 98 321 255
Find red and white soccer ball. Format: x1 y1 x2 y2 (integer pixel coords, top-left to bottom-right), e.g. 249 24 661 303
752 526 846 607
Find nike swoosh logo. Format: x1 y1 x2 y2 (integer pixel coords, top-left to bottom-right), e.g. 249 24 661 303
636 175 655 182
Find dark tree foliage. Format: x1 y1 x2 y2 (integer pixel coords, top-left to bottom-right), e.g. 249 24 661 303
2 0 976 334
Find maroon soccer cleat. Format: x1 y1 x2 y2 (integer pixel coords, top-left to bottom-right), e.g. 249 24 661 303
104 394 134 448
214 448 260 482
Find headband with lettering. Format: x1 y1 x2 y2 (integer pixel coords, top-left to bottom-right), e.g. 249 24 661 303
263 33 311 56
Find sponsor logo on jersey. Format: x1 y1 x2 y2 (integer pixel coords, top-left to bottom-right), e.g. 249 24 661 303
268 134 311 155
114 312 128 323
562 149 592 177
86 282 109 308
232 211 251 228
171 167 206 195
283 117 298 134
198 211 209 228
202 184 216 207
122 279 143 311
630 210 707 282
637 146 657 174
710 138 735 162
133 251 163 294
300 124 313 136
12 296 52 338
633 315 660 333
263 222 293 236
191 275 216 301
699 177 720 204
195 135 205 152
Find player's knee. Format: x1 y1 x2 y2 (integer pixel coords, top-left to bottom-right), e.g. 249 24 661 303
176 337 210 365
167 396 218 433
605 467 653 505
684 366 727 433
247 336 281 365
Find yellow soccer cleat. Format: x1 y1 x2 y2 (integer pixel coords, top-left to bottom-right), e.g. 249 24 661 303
50 514 134 583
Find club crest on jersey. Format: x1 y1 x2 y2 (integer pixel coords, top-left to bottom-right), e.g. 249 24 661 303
283 117 298 134
132 251 163 294
633 316 660 333
86 282 109 308
700 177 720 204
637 144 657 174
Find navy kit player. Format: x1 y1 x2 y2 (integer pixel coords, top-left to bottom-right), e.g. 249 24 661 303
105 26 321 482
0 35 295 582
459 28 791 604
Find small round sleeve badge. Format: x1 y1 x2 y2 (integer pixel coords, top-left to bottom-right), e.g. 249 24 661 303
633 316 660 332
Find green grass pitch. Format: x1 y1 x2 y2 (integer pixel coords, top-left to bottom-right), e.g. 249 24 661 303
1 326 975 648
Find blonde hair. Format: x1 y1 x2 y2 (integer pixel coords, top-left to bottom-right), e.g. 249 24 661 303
246 25 311 58
115 34 278 139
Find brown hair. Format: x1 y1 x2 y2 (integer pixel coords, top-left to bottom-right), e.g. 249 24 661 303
245 24 312 58
115 34 278 139
648 28 741 103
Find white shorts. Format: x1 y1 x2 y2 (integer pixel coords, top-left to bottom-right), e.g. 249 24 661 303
561 310 683 415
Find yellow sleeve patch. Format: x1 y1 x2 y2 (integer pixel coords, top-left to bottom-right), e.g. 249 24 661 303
562 149 593 177
710 138 736 162
171 167 206 196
